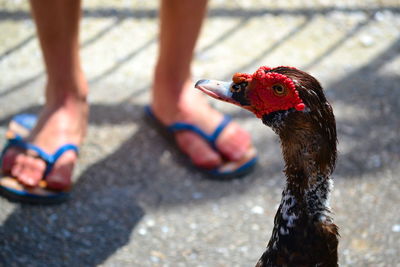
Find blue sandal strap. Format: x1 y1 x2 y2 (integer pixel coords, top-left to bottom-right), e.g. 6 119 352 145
209 115 231 143
45 144 79 176
52 144 79 162
1 138 79 177
168 115 232 150
145 105 232 150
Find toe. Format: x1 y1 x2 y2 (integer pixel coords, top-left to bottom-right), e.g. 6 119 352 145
215 122 251 161
46 150 76 190
14 155 46 187
11 153 24 179
176 131 222 169
1 148 20 174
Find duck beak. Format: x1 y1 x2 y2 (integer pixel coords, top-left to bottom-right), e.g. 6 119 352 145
195 79 238 105
195 79 255 113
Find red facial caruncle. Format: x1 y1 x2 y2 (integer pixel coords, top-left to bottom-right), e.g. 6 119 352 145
237 66 305 118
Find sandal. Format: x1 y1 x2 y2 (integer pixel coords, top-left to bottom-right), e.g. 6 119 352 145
145 106 257 179
0 114 78 204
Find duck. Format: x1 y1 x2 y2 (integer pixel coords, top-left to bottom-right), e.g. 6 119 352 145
195 66 339 267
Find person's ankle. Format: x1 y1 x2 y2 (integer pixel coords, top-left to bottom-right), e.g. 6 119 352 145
45 72 88 106
48 92 87 106
45 82 88 108
151 92 196 124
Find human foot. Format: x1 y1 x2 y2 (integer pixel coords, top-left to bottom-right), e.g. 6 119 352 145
1 94 88 191
151 78 253 170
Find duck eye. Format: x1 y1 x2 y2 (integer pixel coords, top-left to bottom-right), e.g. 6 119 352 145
272 84 286 96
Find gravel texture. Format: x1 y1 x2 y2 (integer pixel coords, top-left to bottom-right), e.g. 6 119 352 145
0 1 399 266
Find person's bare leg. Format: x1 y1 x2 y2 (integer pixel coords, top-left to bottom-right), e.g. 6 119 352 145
1 0 88 190
151 0 251 169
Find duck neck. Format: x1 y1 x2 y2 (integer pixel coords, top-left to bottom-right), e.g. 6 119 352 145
256 173 338 267
274 172 334 241
284 173 333 222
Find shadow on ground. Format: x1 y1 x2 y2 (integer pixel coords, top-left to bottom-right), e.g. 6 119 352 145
330 37 400 177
